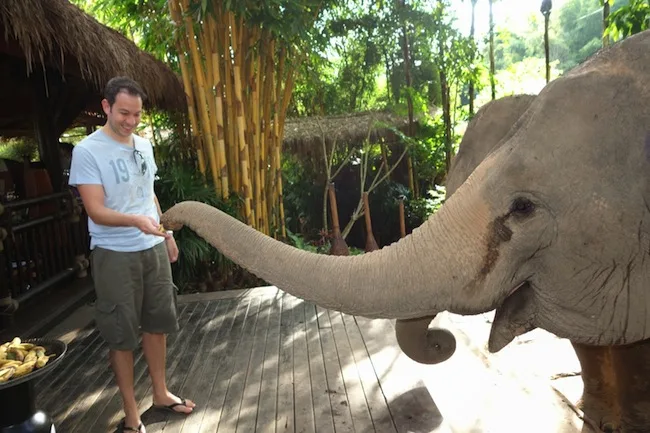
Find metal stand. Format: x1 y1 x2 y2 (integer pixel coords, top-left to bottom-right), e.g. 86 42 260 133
0 339 65 433
0 381 55 432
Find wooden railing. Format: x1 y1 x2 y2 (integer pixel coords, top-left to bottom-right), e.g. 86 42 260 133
0 190 90 314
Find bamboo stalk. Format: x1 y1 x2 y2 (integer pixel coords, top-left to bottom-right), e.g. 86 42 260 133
179 0 219 193
168 0 205 175
261 38 275 235
252 48 263 232
269 47 285 237
230 12 254 226
208 14 229 199
223 11 239 195
202 18 222 196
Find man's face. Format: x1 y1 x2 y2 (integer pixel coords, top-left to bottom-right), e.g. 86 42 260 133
102 91 142 139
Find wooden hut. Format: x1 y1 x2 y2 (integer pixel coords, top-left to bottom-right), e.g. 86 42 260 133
0 0 186 334
0 0 185 187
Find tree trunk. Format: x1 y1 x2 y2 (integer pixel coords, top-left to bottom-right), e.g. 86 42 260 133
469 0 478 115
603 1 611 47
398 0 416 198
489 0 496 100
439 38 452 175
544 13 551 83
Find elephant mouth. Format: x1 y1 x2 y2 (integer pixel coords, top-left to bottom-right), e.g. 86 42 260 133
488 280 538 352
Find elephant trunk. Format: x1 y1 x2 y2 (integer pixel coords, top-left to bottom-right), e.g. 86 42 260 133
395 316 457 364
162 172 495 362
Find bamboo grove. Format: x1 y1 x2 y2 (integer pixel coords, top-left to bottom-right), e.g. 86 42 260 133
168 0 310 239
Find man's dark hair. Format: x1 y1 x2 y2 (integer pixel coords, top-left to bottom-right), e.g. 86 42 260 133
104 76 147 107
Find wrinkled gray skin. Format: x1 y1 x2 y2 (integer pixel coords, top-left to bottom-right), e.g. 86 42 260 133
162 30 650 366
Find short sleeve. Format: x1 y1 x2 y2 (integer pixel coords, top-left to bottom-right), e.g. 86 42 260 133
68 145 102 186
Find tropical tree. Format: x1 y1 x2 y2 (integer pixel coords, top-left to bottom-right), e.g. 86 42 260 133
540 0 553 83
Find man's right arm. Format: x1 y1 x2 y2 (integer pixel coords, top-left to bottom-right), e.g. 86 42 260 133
70 146 166 237
76 185 165 236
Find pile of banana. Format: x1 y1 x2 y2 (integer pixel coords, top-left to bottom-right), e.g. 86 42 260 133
0 337 56 383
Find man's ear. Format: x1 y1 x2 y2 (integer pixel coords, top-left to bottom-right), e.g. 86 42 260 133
101 99 111 116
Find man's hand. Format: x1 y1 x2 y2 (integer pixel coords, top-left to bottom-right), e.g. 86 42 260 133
132 215 169 238
165 235 179 263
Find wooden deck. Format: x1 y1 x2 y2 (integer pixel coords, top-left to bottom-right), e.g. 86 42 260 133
36 286 586 433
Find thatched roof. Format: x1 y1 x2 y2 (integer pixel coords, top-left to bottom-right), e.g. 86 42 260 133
0 0 186 137
282 109 437 163
283 110 419 147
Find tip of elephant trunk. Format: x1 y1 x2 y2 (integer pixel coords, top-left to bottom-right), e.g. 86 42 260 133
395 316 457 365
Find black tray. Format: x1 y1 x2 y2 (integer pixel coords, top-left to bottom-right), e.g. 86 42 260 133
0 338 67 390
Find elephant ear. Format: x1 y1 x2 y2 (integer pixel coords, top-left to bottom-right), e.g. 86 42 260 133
446 94 535 197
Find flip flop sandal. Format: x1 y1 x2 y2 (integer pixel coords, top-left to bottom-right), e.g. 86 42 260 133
117 419 144 432
152 397 193 414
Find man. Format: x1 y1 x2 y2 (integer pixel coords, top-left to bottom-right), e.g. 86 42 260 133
69 77 195 433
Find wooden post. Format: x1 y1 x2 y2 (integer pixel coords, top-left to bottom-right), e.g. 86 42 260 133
328 183 349 256
399 197 406 238
363 192 379 252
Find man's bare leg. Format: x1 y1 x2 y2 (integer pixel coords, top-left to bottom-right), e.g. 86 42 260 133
142 332 195 413
110 350 143 430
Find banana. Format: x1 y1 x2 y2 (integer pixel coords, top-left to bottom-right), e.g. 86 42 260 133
0 345 6 360
33 346 46 358
15 343 35 351
0 360 22 368
12 360 35 378
10 337 20 346
36 354 54 369
0 367 15 382
24 350 37 364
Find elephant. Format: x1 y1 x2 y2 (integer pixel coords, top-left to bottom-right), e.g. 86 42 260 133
162 29 650 432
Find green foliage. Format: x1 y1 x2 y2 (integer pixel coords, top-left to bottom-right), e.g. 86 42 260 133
286 228 365 255
0 138 39 162
406 184 446 227
281 153 324 236
70 0 177 68
605 0 650 39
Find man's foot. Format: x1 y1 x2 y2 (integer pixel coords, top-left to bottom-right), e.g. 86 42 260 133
117 418 145 433
152 391 195 415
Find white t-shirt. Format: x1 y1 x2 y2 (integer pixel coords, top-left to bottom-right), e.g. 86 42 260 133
68 129 164 252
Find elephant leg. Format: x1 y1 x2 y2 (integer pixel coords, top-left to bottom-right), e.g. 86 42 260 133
611 338 650 433
571 342 620 432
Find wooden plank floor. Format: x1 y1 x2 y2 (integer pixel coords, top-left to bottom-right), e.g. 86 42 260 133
36 287 444 433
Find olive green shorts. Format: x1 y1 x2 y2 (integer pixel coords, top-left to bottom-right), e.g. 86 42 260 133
90 241 180 351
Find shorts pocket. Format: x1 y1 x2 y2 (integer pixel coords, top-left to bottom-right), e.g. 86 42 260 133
95 299 123 346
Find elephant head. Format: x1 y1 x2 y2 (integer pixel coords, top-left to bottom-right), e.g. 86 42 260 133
162 30 650 364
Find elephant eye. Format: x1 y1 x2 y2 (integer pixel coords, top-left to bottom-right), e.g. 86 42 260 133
510 197 535 217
